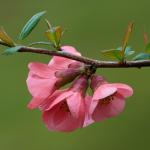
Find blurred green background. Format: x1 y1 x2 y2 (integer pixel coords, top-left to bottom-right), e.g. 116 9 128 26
0 0 150 150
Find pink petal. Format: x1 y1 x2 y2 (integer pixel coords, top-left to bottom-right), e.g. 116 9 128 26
26 75 57 100
104 96 125 118
42 104 82 132
39 90 64 111
92 106 107 122
61 46 81 56
83 96 94 127
90 84 117 115
110 83 133 98
66 93 83 118
89 100 100 116
27 97 44 110
93 84 117 100
92 94 125 122
45 90 73 110
28 62 53 78
48 46 81 69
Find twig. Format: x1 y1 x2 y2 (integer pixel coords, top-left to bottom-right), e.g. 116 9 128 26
18 46 150 68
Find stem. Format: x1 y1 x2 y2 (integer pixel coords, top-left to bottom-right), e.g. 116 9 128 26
18 46 150 68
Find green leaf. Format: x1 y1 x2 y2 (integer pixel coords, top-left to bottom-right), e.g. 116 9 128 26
117 46 134 57
132 53 150 60
2 46 22 55
45 26 62 48
55 26 62 42
0 27 15 47
19 11 46 40
101 49 122 61
28 41 53 47
145 43 150 53
124 46 135 57
122 22 134 53
45 28 56 44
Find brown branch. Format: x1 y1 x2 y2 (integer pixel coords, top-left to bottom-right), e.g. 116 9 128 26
18 46 150 68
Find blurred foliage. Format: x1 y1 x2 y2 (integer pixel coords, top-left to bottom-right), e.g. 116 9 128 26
0 0 150 150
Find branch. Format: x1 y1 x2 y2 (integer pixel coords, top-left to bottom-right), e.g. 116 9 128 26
18 46 150 68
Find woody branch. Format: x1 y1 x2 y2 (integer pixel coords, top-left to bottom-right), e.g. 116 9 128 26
18 46 150 68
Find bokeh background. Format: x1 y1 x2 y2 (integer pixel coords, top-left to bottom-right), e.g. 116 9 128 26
0 0 150 150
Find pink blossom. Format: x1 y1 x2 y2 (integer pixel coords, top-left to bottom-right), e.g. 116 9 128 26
27 46 83 109
42 76 88 132
90 75 133 122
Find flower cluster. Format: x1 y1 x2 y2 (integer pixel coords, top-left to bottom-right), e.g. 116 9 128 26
27 46 133 132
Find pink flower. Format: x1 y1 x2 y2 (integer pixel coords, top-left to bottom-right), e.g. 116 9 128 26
27 46 83 109
42 76 88 132
89 75 133 122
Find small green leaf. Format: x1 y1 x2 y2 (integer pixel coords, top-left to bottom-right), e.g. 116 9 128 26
132 53 150 60
45 29 56 46
117 46 134 57
0 27 15 47
45 25 62 49
122 22 134 53
2 46 22 55
116 46 122 51
101 49 122 61
145 43 150 53
28 41 53 47
124 46 135 57
19 11 46 40
55 26 62 42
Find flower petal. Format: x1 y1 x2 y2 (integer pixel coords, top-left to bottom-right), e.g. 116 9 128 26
42 105 82 132
92 94 125 122
93 84 117 100
27 97 44 110
26 74 56 99
66 93 83 118
39 90 63 111
48 46 81 69
28 62 53 78
83 96 94 127
102 96 125 118
45 90 73 110
111 83 133 98
61 46 81 56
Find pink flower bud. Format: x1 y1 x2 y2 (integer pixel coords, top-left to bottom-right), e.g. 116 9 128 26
90 74 107 91
54 68 83 88
68 62 84 69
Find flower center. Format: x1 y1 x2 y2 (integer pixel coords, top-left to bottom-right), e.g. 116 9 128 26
100 95 114 105
59 101 70 112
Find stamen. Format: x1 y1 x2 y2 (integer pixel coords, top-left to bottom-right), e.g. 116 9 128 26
100 95 114 105
59 101 70 112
